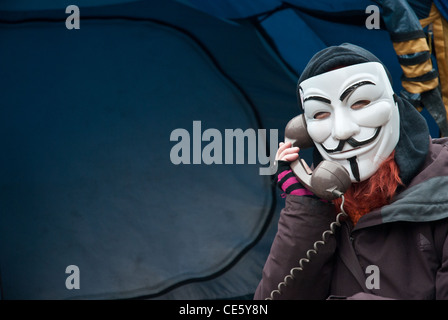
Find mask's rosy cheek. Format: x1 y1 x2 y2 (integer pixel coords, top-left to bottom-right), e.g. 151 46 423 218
306 118 332 144
350 100 394 127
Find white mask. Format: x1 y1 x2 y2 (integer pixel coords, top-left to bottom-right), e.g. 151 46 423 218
299 62 400 182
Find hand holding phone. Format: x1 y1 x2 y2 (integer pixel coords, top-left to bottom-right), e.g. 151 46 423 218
281 115 351 200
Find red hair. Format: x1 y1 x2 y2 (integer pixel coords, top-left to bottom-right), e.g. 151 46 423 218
332 151 403 225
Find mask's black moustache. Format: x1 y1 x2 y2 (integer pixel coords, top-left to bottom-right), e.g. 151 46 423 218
321 126 381 154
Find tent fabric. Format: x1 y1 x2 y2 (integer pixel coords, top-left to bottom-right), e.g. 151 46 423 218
418 2 448 135
0 0 441 300
373 0 448 136
0 0 294 300
434 0 448 21
180 0 377 19
186 0 443 137
0 0 139 11
377 0 448 136
177 0 282 20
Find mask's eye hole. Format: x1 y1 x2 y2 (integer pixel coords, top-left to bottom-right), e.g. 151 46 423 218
351 100 370 110
314 111 331 119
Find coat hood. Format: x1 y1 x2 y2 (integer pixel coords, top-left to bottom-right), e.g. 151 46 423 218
298 43 430 186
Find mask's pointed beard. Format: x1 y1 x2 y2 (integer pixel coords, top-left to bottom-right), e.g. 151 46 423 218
348 156 360 182
332 150 403 225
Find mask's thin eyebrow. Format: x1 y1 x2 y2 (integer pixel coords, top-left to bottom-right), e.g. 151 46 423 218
339 81 375 101
304 96 331 104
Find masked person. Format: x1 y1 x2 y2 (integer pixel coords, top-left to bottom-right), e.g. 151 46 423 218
254 43 448 300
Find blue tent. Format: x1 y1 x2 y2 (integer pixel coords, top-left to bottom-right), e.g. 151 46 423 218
0 0 440 299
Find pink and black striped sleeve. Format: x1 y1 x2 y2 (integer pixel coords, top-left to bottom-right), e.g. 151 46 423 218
276 160 315 197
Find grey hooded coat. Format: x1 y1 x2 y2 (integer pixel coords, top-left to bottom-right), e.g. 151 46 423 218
254 44 448 300
254 137 448 300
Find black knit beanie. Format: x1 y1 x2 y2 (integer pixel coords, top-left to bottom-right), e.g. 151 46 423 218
299 43 430 186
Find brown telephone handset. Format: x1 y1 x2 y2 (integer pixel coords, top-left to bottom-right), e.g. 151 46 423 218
266 115 352 300
284 115 351 200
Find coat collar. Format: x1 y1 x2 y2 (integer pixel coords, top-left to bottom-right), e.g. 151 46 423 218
353 138 448 230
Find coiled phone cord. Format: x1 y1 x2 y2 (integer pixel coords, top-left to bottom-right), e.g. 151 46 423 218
266 194 348 300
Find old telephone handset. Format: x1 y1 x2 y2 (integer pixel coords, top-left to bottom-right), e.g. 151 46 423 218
284 114 351 200
265 115 351 300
